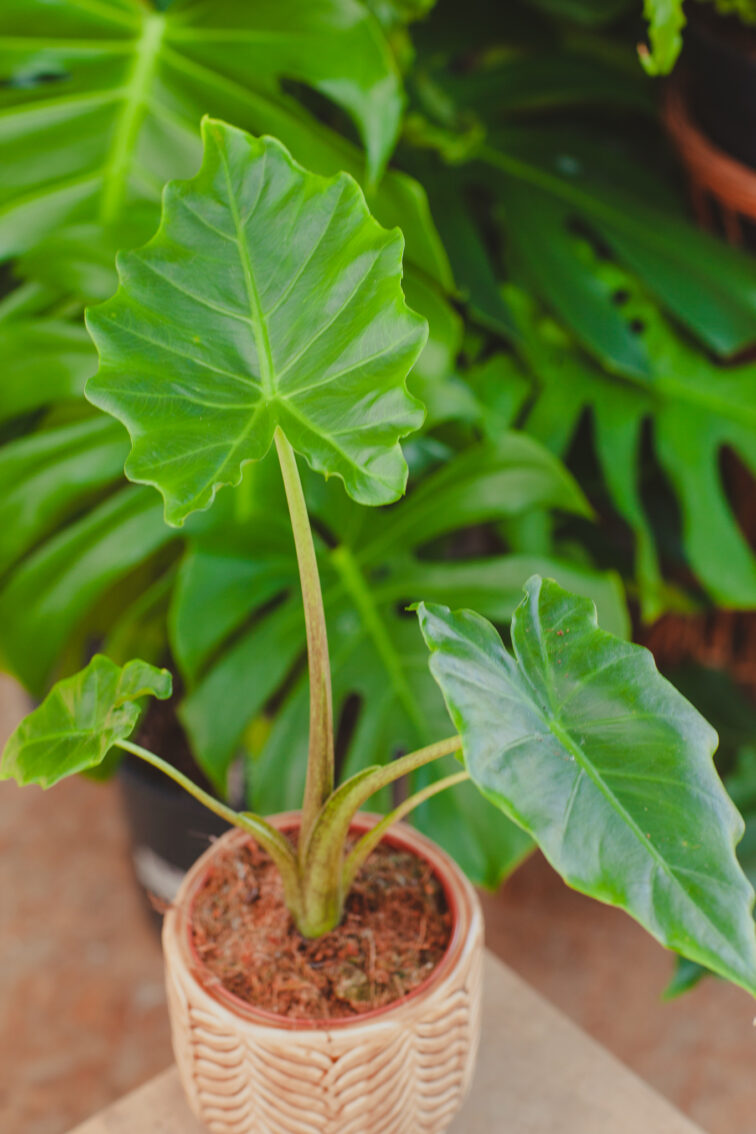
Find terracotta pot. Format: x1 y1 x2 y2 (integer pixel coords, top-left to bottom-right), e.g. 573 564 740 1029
163 812 484 1134
665 78 756 247
685 8 756 169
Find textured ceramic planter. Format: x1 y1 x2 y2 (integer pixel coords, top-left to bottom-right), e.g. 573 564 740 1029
163 812 484 1134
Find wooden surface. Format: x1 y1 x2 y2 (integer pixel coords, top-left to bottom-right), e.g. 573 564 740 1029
70 953 704 1134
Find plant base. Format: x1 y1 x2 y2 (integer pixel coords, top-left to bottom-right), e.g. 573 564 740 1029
163 813 484 1134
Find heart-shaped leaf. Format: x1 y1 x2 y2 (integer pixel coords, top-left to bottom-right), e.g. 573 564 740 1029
86 119 427 525
416 576 756 994
0 655 172 788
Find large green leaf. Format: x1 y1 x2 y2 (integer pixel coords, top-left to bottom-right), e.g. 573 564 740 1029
484 128 756 358
412 50 756 361
0 416 128 576
509 272 756 614
416 576 756 995
0 0 402 261
0 486 175 693
666 743 756 997
499 179 651 380
171 437 626 884
0 654 171 788
0 319 96 423
87 121 427 522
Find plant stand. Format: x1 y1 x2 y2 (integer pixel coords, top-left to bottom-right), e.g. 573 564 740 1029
68 953 703 1134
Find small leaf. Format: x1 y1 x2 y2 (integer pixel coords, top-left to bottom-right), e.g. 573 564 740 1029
86 120 427 525
639 0 686 76
0 655 172 788
417 576 756 994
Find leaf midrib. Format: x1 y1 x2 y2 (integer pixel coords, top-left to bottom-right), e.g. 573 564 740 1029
100 8 166 223
514 627 746 966
216 134 276 397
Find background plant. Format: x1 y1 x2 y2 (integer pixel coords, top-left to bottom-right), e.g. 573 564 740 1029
1 0 755 932
3 124 756 996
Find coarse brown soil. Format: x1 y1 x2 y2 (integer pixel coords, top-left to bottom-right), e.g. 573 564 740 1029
190 836 452 1021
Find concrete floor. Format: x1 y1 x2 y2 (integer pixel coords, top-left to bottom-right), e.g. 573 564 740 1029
1 676 754 1134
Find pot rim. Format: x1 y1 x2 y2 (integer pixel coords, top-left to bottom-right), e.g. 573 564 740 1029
165 810 478 1032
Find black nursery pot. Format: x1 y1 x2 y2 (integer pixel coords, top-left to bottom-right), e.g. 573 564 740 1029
686 10 756 168
117 755 229 928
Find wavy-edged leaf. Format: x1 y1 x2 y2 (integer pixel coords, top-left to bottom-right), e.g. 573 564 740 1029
417 576 756 994
87 121 427 522
0 654 171 788
665 738 756 997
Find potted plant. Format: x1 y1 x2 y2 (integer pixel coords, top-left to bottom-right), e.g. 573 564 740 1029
3 120 755 1134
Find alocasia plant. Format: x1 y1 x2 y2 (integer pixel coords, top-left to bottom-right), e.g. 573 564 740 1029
3 120 755 993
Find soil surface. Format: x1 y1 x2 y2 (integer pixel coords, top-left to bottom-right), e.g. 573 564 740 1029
191 837 452 1020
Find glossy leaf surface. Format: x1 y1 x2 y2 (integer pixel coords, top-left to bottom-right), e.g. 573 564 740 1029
87 121 427 523
0 655 171 788
417 577 756 993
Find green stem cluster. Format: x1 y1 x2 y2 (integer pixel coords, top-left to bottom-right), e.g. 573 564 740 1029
119 431 470 939
116 734 467 938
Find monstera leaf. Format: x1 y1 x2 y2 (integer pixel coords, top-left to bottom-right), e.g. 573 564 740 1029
410 30 756 364
87 120 427 522
508 275 756 615
0 320 96 423
170 436 628 885
0 486 176 694
417 576 756 994
0 654 171 788
0 0 403 265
